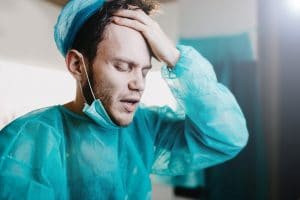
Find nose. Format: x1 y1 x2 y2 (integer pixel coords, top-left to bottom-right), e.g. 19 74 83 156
128 71 145 92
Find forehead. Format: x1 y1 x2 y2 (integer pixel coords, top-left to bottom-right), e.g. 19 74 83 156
97 23 151 65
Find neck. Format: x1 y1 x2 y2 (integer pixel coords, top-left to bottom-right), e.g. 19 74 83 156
63 84 86 115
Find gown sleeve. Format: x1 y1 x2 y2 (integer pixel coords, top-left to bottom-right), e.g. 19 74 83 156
144 45 249 176
0 119 64 200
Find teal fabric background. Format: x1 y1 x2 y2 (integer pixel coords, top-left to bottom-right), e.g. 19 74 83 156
156 32 267 200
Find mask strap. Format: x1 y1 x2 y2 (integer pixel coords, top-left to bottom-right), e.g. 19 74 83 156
78 54 96 102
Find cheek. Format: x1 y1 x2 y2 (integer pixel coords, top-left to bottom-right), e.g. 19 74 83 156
96 73 129 101
107 70 130 90
112 76 130 99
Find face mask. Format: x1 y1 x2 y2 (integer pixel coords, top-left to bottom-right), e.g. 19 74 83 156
77 52 119 129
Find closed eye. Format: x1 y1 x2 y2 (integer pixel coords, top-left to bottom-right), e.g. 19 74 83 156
114 63 131 72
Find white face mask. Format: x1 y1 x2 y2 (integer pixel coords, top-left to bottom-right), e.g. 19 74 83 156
78 52 119 129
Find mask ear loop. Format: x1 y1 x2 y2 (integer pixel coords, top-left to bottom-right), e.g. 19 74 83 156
77 53 97 102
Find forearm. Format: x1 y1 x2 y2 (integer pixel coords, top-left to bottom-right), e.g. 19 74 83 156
161 45 248 161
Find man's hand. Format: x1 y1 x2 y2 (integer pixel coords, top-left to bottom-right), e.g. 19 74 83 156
112 8 180 67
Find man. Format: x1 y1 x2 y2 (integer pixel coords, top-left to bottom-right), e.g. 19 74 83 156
0 0 248 199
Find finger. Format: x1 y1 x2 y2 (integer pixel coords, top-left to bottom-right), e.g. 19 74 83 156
112 16 147 33
128 5 140 10
113 9 152 25
112 16 159 60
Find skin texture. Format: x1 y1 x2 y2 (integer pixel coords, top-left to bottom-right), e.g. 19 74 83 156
64 8 180 126
90 24 152 126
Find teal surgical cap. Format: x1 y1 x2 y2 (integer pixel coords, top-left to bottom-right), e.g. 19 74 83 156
54 0 105 56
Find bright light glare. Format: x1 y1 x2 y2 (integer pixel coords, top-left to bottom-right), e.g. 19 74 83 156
287 0 300 14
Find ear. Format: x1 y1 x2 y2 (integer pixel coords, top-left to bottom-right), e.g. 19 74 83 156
65 49 86 82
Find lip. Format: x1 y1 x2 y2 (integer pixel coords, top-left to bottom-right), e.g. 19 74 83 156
120 98 140 113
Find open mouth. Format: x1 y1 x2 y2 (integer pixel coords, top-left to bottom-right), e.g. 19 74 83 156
120 99 139 113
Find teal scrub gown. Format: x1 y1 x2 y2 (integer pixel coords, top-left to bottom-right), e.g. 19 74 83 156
0 45 248 199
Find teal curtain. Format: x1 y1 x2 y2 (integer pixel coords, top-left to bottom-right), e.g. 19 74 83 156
171 32 267 199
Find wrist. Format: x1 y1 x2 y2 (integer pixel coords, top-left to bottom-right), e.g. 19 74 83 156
166 48 180 68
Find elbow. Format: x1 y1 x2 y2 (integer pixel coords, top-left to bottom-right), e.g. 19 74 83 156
226 123 249 158
237 117 249 147
234 121 249 148
240 127 249 149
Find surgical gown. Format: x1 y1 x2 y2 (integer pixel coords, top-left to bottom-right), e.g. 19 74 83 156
0 45 248 200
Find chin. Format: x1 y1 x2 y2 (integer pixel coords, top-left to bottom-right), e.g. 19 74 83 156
116 121 132 127
110 111 135 127
114 117 134 127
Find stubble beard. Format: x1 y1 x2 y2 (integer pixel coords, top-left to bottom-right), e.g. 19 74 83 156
82 68 134 127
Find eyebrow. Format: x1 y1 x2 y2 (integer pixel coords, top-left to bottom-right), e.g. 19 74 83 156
111 57 152 70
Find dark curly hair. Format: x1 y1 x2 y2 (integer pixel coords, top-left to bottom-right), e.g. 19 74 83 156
71 0 159 65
